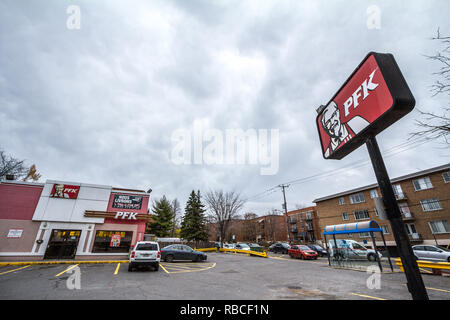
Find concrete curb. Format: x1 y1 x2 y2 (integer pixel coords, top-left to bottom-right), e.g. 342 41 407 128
0 260 129 266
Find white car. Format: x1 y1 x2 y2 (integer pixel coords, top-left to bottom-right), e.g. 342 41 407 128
328 239 382 261
235 243 251 251
129 241 160 272
412 245 450 262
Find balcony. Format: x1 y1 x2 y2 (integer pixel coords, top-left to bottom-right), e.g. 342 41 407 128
291 228 298 233
401 212 415 221
306 225 314 231
408 233 423 242
289 219 297 224
395 192 408 201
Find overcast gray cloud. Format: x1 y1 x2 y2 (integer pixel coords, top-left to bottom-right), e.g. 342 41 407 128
1 0 449 216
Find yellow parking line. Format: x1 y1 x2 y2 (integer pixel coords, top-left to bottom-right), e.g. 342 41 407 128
0 265 31 276
426 287 450 293
114 263 120 275
55 264 79 277
349 293 387 300
159 264 170 274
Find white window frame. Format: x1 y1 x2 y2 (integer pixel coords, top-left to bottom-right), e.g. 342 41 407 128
413 177 433 191
420 198 443 212
354 210 370 221
338 197 345 205
342 212 349 221
443 172 450 183
381 225 389 234
369 189 378 199
374 208 379 216
349 193 365 204
359 232 370 238
428 220 450 234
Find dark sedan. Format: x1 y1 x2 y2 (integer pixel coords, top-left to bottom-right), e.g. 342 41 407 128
307 244 328 257
161 244 207 262
268 242 290 254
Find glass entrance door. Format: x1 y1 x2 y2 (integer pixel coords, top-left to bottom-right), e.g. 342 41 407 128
44 229 82 259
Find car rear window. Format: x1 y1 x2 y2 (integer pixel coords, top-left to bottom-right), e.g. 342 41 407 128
135 243 158 251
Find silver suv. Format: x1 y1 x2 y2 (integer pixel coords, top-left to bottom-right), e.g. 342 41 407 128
412 245 450 262
129 241 160 272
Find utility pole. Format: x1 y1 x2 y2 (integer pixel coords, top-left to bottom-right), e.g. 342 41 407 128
279 184 292 243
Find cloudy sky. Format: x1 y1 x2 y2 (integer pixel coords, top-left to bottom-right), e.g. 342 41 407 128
1 0 449 216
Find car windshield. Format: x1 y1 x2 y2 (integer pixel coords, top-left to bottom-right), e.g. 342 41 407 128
135 243 158 251
282 243 290 248
238 243 250 249
299 246 310 250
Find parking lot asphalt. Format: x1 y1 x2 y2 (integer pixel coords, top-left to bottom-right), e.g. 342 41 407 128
0 252 449 300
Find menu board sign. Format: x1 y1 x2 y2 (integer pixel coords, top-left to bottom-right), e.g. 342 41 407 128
112 194 143 210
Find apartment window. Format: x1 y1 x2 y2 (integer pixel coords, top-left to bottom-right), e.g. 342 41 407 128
420 198 442 212
443 172 450 183
289 215 296 223
338 197 345 205
342 212 349 221
374 208 379 216
306 211 313 220
381 225 389 234
359 232 370 238
354 210 370 221
429 220 450 234
413 177 433 191
297 214 302 222
349 193 365 204
369 189 378 199
398 202 412 217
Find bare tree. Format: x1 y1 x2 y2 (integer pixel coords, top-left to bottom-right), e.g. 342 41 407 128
204 190 245 247
412 28 450 143
0 150 29 180
170 198 181 237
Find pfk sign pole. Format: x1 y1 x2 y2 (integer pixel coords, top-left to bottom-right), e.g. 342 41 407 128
316 52 428 300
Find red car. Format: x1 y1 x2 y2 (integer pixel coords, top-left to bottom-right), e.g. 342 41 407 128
288 245 318 260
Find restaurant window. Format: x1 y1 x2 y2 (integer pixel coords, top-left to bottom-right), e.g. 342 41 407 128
92 230 133 253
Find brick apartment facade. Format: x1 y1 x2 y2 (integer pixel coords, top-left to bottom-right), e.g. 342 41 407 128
207 214 288 243
313 164 450 254
286 206 322 243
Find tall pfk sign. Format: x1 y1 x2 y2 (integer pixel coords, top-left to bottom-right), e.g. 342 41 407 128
316 52 429 300
316 52 415 160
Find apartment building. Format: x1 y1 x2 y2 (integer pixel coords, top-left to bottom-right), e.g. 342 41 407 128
313 164 450 254
286 206 322 243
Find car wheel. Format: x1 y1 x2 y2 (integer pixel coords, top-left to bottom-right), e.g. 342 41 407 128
165 255 174 262
128 264 133 272
154 264 159 271
447 257 450 263
367 253 376 262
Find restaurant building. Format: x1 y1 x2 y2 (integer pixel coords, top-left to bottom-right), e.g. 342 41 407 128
0 179 152 261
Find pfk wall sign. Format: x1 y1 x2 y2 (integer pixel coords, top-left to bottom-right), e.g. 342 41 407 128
50 184 80 199
316 52 415 160
112 194 143 210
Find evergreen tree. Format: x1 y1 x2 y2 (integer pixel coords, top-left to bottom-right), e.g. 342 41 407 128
180 190 209 244
146 196 174 237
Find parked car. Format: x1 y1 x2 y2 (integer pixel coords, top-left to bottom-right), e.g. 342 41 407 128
128 241 160 272
235 243 251 251
247 243 265 253
288 245 318 260
268 242 290 254
328 239 382 262
412 245 450 262
307 244 328 257
161 244 207 262
223 243 235 249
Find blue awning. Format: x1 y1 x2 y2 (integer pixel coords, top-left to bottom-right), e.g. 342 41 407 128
323 221 382 235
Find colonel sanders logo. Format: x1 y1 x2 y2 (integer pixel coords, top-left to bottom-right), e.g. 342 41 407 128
320 101 369 158
51 184 80 199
